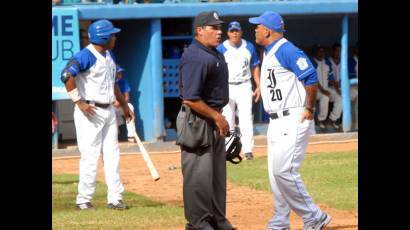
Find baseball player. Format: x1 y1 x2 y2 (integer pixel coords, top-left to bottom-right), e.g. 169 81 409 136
311 44 342 130
249 11 332 230
216 21 261 160
60 19 133 210
113 66 138 143
328 42 342 101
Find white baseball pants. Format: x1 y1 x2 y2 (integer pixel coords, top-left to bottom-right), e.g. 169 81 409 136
266 107 324 229
115 103 137 138
222 81 254 154
316 88 342 122
74 104 124 205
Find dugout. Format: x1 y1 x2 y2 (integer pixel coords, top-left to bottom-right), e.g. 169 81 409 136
52 0 358 148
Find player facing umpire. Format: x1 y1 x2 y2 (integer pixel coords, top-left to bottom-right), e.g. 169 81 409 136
249 11 332 230
216 21 261 160
177 11 236 230
61 19 133 210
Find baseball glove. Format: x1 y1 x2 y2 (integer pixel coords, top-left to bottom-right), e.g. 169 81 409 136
225 130 242 164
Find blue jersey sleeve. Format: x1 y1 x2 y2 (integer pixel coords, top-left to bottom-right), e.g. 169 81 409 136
117 78 131 94
67 49 96 76
179 60 208 100
216 43 227 54
60 48 96 83
276 42 317 83
302 71 318 86
245 41 260 67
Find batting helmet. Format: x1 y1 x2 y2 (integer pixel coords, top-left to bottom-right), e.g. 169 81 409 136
88 19 121 45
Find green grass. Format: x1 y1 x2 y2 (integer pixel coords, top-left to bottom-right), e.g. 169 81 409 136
227 150 358 211
52 174 185 230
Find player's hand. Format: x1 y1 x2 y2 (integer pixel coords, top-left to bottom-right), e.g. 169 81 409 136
122 104 134 123
253 87 261 103
322 90 331 96
76 101 96 117
113 100 121 108
214 113 230 137
300 108 314 123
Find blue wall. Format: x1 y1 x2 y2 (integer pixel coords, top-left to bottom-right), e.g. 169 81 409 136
111 19 158 141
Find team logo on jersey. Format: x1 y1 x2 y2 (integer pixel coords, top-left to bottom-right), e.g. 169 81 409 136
214 12 219 20
296 57 308 70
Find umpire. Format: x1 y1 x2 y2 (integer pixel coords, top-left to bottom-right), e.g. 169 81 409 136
178 11 236 230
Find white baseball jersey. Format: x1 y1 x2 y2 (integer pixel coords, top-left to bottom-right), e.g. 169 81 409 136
312 57 334 90
75 44 117 104
260 38 316 114
217 39 260 83
328 57 340 82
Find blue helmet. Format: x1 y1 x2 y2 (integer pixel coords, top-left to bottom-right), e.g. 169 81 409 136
88 19 121 45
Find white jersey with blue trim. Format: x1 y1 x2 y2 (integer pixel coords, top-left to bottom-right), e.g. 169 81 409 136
260 38 312 114
75 44 117 104
219 39 258 83
328 58 340 82
312 57 334 90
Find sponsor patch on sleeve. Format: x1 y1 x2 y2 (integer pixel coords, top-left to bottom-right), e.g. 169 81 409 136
296 57 308 70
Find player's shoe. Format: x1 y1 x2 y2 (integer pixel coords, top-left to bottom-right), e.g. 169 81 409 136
303 213 332 230
330 120 340 129
76 202 95 210
107 200 129 210
128 137 136 143
245 152 254 160
317 120 326 129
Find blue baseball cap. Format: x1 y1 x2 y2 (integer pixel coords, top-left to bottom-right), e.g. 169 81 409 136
249 11 285 33
228 21 242 32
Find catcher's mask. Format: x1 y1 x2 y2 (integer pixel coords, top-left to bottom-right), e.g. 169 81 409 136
225 130 242 164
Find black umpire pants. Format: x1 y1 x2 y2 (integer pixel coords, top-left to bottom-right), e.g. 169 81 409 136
181 129 234 230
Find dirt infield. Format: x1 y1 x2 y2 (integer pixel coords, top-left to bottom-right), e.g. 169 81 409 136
52 141 358 230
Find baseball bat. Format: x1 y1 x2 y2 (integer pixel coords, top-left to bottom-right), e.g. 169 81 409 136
133 132 160 181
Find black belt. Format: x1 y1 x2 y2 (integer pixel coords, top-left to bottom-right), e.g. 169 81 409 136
229 80 250 85
85 100 111 109
269 109 290 120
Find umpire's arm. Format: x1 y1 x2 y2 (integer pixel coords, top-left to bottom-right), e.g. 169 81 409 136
183 100 229 137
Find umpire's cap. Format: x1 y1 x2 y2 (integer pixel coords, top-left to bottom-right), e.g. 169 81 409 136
194 11 224 28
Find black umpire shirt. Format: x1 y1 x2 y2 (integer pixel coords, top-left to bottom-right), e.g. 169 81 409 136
179 39 229 110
